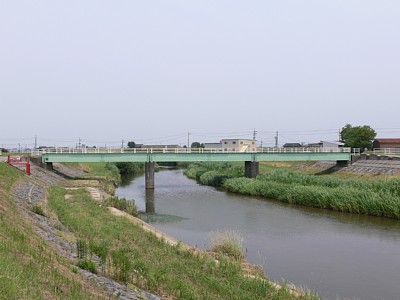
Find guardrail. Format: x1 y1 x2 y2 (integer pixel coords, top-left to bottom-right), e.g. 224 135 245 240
32 147 351 156
373 148 400 155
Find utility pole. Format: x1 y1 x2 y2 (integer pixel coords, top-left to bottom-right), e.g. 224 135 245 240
34 135 37 149
187 131 190 148
121 139 125 148
78 137 82 148
275 131 279 148
253 128 257 141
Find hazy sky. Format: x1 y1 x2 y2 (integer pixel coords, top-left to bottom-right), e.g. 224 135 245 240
1 1 399 148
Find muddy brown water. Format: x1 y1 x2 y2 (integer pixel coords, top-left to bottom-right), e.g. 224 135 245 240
116 169 400 300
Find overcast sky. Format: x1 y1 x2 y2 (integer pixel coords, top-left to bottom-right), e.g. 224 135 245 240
1 1 399 148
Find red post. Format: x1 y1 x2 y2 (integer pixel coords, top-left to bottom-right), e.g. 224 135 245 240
26 162 31 176
7 155 11 165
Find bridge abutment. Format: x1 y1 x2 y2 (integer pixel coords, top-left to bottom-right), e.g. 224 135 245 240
45 162 54 171
336 160 349 167
145 162 155 189
245 161 259 178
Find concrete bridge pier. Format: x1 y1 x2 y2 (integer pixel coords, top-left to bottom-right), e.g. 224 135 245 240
145 162 155 189
245 161 259 178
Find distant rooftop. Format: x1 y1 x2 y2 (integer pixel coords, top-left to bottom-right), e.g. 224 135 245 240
374 138 400 143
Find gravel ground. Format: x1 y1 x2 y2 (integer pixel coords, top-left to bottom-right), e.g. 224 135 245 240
10 163 161 300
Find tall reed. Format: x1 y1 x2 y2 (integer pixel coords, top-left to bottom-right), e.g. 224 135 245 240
223 170 400 219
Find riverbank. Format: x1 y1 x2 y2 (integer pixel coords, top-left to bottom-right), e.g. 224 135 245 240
185 161 400 219
117 168 400 300
0 161 315 299
0 163 136 299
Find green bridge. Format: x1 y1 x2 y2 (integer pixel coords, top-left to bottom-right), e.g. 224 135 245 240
37 147 352 188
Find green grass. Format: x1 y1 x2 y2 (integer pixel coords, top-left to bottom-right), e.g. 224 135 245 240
31 204 46 216
0 163 106 299
185 162 400 219
62 162 122 194
48 185 316 299
64 162 121 181
185 162 244 186
223 169 400 219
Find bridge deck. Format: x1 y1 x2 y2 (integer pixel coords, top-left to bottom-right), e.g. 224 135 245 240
37 147 352 163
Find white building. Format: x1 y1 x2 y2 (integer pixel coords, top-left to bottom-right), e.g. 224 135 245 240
221 139 257 152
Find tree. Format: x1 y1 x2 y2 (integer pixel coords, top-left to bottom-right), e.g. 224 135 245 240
191 142 204 148
127 141 136 148
340 124 376 152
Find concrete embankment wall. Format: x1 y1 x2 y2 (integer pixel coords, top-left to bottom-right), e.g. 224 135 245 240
343 154 400 175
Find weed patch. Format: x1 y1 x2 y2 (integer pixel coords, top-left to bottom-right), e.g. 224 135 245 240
210 230 244 260
105 196 138 217
77 258 97 274
32 204 46 216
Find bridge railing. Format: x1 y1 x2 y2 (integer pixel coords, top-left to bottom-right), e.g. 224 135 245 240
32 147 351 156
373 148 400 155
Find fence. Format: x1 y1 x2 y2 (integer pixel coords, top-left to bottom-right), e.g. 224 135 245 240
32 146 352 156
373 148 400 155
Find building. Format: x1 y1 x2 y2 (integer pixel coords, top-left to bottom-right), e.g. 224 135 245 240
283 143 302 148
373 138 400 149
307 141 344 148
141 144 182 149
220 139 257 152
203 143 222 149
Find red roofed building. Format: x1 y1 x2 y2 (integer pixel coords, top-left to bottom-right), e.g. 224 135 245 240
373 138 400 149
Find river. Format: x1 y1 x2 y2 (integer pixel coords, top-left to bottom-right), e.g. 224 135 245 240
116 169 400 300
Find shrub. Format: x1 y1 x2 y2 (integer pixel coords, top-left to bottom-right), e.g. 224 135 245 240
114 162 144 176
199 171 231 186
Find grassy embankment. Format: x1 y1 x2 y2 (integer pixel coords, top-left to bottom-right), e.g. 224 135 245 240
0 160 314 299
0 164 106 299
59 162 145 194
47 163 316 299
185 162 400 219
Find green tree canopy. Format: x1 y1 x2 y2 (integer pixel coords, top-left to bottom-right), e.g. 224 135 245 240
127 141 136 148
191 142 204 148
340 124 376 152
